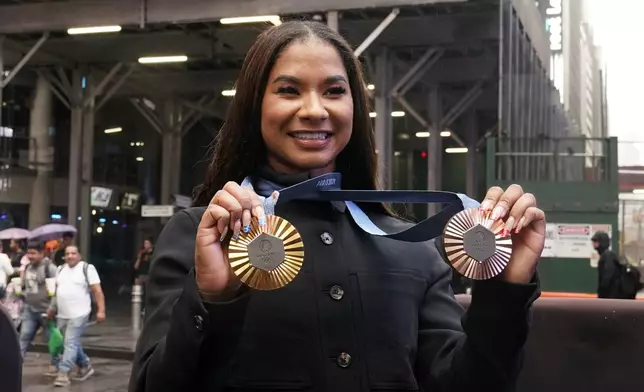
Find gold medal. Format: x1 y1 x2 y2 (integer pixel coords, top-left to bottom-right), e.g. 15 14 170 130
227 215 305 290
442 208 513 280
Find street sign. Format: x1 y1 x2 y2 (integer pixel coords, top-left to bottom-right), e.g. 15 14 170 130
91 186 113 208
141 205 175 218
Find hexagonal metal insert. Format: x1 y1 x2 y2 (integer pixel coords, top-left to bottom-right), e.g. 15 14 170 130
462 224 497 262
247 232 285 272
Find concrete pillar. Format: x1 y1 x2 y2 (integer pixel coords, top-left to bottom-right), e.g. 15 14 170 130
427 86 442 216
374 48 392 189
465 110 477 198
160 99 181 204
79 75 95 257
327 11 339 32
161 131 181 204
68 68 84 227
28 75 53 229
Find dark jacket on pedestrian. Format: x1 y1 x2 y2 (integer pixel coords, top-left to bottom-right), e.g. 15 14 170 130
129 182 540 392
594 231 621 299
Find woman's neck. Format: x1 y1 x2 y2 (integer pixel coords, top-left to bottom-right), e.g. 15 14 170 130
265 158 335 179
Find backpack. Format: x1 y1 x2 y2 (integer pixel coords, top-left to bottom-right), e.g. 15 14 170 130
615 257 642 299
56 262 91 291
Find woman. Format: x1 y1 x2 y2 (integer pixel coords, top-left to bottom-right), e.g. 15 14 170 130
129 21 545 392
134 239 154 286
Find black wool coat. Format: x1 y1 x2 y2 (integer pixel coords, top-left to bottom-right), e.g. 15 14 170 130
129 200 539 392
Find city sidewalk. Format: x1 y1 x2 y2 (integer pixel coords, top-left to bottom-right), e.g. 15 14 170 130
29 303 139 361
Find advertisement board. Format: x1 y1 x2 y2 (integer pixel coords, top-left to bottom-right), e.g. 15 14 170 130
541 223 612 266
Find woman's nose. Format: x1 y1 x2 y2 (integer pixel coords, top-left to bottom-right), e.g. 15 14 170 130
298 92 328 121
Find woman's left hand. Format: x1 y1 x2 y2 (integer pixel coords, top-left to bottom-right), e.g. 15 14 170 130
480 184 546 284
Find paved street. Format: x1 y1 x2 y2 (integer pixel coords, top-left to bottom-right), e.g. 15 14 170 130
23 353 132 392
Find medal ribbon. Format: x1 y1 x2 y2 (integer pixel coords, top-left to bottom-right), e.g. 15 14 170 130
242 172 480 243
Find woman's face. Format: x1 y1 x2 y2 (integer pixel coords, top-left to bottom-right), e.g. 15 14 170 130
143 240 152 250
261 39 354 175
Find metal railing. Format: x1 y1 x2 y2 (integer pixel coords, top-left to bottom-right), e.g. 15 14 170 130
491 137 610 182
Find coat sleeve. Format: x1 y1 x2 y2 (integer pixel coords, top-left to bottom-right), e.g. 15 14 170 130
128 210 251 392
597 252 616 296
415 260 539 392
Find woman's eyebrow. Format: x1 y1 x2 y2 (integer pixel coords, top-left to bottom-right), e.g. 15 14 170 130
271 74 348 84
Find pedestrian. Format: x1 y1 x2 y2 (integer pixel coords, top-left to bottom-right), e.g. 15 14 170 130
0 244 14 299
47 245 105 387
129 20 546 392
9 239 26 273
134 239 153 287
133 239 153 314
53 232 75 267
17 241 57 375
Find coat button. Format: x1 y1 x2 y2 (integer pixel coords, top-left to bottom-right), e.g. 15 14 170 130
337 352 352 368
194 315 204 332
320 232 334 245
329 285 344 300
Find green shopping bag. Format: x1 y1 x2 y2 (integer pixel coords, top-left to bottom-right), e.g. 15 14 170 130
47 320 64 357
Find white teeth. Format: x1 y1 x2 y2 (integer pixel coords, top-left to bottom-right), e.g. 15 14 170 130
292 132 329 140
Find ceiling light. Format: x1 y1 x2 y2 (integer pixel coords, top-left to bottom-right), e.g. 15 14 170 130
445 147 468 154
136 157 144 162
104 127 122 134
440 131 451 137
369 112 377 118
415 132 430 138
367 84 375 90
67 25 122 35
221 89 236 97
391 111 405 117
220 15 282 26
633 189 644 194
138 55 188 64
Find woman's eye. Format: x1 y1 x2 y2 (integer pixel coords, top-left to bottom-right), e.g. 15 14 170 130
326 86 346 96
277 86 299 95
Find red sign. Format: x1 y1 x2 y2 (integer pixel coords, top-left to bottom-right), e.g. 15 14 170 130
558 225 591 236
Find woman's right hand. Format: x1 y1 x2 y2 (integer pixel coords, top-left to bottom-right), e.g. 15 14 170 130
195 181 266 299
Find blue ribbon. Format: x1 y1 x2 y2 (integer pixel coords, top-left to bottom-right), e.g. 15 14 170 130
241 172 480 242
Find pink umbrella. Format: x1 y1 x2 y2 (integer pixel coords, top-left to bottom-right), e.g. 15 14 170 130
28 224 77 242
0 228 30 240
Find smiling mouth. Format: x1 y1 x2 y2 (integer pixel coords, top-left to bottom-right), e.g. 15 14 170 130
288 132 332 140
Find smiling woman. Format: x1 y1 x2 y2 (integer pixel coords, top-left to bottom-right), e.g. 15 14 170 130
129 20 545 392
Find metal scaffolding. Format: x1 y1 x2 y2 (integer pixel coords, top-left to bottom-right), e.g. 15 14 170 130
496 0 579 182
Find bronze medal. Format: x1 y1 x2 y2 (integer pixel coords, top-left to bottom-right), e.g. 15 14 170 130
442 208 513 280
227 215 304 290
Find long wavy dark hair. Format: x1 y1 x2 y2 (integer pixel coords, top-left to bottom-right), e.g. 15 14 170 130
193 21 386 214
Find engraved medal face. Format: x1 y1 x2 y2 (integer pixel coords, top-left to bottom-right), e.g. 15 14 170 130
442 208 513 280
462 224 497 262
247 233 285 272
227 215 304 290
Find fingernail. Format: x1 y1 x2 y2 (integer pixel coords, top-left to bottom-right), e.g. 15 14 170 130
505 216 516 232
259 217 266 227
515 217 526 233
480 200 494 211
233 233 239 240
219 227 228 242
243 225 251 233
491 206 505 221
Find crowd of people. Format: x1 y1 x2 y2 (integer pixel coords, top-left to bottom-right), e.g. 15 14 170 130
0 233 106 388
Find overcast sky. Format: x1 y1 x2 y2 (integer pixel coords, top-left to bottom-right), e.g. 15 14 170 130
587 0 644 166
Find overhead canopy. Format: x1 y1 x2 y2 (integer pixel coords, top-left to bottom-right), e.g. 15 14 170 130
0 0 466 34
